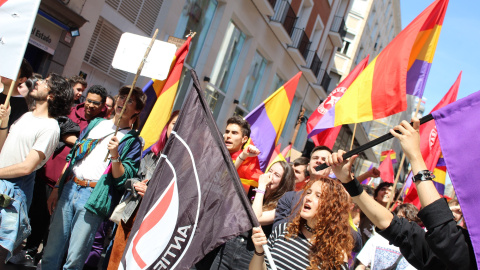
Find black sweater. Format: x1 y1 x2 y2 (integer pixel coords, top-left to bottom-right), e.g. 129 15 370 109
377 198 476 270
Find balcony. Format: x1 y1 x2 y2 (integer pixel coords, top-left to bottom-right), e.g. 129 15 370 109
269 0 296 44
300 50 322 83
321 70 332 92
329 16 347 48
287 27 311 66
252 0 275 16
312 69 331 95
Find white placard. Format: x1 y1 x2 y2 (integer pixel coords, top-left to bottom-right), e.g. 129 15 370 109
0 0 41 80
112 32 177 81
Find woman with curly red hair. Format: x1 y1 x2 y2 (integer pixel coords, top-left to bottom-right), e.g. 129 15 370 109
250 177 353 270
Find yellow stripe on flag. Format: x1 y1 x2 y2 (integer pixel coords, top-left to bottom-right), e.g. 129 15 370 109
334 57 377 125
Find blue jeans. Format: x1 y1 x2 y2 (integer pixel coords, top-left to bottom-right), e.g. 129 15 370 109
7 171 36 210
41 181 103 270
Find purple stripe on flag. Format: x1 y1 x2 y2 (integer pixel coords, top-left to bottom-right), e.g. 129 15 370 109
406 59 431 97
436 157 446 167
308 106 336 138
433 181 445 196
246 106 278 171
139 80 158 130
432 90 480 268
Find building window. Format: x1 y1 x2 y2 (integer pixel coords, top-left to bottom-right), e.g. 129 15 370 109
370 23 378 41
355 46 364 65
174 0 217 67
388 26 395 41
374 34 381 50
337 40 351 55
209 21 246 93
106 0 163 34
269 73 285 95
205 21 246 117
385 1 392 17
239 51 268 110
367 7 376 28
84 17 128 82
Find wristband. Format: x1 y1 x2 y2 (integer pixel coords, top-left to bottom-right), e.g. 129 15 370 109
238 154 245 161
54 185 59 188
254 250 265 256
0 126 8 130
253 188 265 194
342 178 364 197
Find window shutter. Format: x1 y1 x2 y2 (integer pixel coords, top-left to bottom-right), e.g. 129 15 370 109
84 17 128 82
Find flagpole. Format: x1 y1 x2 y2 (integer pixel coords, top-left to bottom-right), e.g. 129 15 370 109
349 123 357 150
386 99 423 209
104 28 159 161
0 75 19 126
390 169 412 210
315 113 433 172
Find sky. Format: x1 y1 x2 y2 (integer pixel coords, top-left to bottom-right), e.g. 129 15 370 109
400 0 480 113
399 0 480 189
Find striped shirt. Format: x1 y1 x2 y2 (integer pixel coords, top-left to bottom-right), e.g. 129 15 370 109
266 222 349 270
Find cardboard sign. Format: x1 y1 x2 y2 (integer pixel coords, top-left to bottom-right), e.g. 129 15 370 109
0 0 41 80
112 32 177 81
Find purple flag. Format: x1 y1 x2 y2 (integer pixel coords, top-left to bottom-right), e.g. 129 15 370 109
432 89 480 268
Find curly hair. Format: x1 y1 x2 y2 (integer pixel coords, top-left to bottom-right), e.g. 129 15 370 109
47 73 74 118
263 161 295 211
285 177 354 270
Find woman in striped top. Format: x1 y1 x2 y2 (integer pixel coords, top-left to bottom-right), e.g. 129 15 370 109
250 177 353 270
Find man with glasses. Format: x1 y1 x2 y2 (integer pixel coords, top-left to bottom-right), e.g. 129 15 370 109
0 73 73 264
19 85 109 265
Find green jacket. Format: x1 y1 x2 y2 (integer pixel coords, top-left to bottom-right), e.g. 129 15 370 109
58 118 142 218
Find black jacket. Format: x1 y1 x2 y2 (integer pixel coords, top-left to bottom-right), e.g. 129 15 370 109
377 198 476 270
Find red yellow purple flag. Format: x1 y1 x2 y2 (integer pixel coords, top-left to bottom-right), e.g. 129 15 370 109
311 0 448 130
245 72 301 171
404 72 460 207
281 143 292 163
139 37 191 153
307 56 369 140
378 153 394 183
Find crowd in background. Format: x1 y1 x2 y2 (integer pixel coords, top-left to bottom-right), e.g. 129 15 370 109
0 59 476 270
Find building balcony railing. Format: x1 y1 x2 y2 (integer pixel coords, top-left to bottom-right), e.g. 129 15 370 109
304 50 322 78
330 15 347 41
270 0 297 36
321 70 332 92
289 27 311 61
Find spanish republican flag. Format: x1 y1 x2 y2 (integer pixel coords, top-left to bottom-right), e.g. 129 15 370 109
307 56 369 146
139 37 191 153
312 0 448 130
245 72 301 171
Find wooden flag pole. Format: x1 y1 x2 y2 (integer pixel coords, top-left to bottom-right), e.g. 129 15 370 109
0 75 19 127
390 168 412 210
386 99 423 209
386 153 406 209
349 123 357 151
104 28 159 162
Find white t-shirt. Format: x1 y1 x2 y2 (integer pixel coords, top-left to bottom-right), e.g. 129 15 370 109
356 233 417 270
73 119 128 181
0 112 60 171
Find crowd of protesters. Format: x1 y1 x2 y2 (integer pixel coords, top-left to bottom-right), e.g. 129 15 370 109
0 59 477 270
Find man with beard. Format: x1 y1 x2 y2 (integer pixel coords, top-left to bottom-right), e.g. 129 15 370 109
0 73 73 264
17 85 108 265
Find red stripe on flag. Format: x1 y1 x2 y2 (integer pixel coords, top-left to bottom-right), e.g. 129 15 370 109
132 181 176 268
0 0 8 7
283 72 301 104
